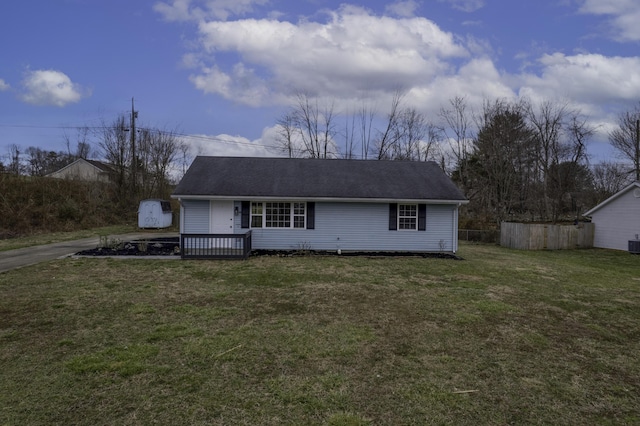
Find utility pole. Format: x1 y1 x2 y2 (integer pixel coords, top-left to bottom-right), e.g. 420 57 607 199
131 97 138 194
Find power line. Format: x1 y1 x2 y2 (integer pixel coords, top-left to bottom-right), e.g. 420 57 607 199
0 123 271 148
0 122 627 164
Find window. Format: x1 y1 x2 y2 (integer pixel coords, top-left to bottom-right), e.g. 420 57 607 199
266 202 291 228
250 202 306 229
398 204 417 230
293 202 306 228
251 202 263 228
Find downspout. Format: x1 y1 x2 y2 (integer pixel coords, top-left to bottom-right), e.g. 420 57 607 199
178 199 184 234
453 204 459 253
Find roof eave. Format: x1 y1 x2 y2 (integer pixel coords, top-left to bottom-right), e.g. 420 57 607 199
172 194 468 204
583 181 640 216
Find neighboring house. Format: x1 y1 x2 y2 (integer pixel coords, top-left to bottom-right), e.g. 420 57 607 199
47 158 114 182
172 156 468 254
583 181 640 251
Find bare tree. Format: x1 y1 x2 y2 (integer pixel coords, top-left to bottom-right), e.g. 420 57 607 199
145 128 185 197
609 103 640 181
98 114 130 202
338 98 382 159
358 101 376 159
274 112 298 158
25 147 72 176
7 144 24 175
525 99 568 220
74 126 92 159
423 123 445 164
292 92 336 158
374 90 404 160
471 99 536 223
25 146 49 176
591 161 632 201
63 126 92 160
525 99 593 220
390 107 430 161
343 107 358 159
179 141 191 179
439 96 473 179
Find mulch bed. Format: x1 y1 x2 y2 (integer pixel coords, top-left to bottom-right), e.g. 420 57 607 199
76 238 181 256
247 249 462 259
76 237 462 259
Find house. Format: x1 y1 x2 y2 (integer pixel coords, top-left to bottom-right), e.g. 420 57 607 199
172 156 467 256
584 181 640 251
47 158 114 182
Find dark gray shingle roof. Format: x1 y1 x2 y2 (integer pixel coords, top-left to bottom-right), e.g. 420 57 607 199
173 156 467 202
85 159 114 172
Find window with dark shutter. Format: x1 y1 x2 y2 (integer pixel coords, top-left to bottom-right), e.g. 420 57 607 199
389 203 398 231
241 201 250 228
418 204 426 231
307 202 315 229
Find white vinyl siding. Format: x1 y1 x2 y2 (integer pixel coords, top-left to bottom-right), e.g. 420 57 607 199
178 200 460 252
247 202 456 252
590 189 640 251
181 200 209 233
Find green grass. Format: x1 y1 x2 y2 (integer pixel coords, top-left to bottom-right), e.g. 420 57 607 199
0 225 138 252
1 243 639 425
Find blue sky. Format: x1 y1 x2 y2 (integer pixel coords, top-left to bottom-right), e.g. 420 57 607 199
1 0 639 165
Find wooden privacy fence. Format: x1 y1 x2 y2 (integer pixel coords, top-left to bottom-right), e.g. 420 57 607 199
500 222 594 250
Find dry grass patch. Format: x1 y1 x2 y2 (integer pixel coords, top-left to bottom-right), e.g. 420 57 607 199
0 225 137 252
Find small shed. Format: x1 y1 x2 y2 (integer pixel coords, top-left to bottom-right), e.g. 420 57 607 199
138 199 173 229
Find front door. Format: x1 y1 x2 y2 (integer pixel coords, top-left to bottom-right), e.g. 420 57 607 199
210 201 234 234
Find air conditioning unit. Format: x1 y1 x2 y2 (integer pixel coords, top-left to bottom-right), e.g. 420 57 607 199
629 240 640 254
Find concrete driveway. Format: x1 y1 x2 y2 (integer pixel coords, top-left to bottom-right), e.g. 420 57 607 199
0 232 179 274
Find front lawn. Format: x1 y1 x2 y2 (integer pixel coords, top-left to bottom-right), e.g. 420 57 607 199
1 244 638 425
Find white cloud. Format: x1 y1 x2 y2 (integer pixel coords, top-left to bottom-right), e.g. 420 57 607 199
410 57 516 115
518 53 640 104
191 6 468 105
154 0 268 22
578 0 640 41
0 78 9 91
438 0 485 13
385 0 420 18
154 0 194 21
20 70 88 107
159 1 640 156
183 132 276 157
578 0 635 16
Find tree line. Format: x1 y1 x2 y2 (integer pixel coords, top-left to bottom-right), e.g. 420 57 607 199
96 114 188 208
273 92 640 225
1 113 188 215
2 95 638 228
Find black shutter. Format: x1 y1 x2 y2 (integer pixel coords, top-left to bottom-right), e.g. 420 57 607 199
389 203 397 231
306 202 315 229
418 204 427 231
241 201 250 228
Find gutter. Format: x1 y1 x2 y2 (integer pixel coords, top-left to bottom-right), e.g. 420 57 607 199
172 194 469 205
